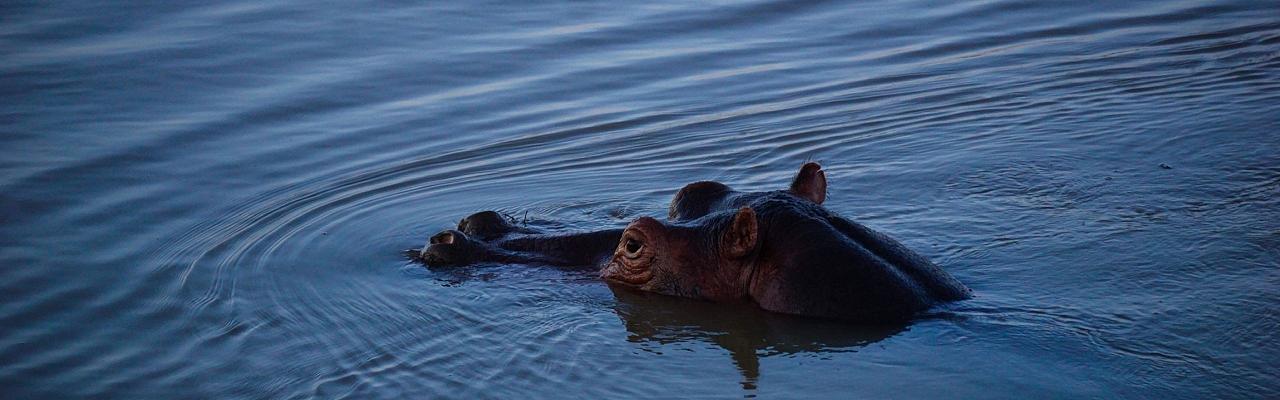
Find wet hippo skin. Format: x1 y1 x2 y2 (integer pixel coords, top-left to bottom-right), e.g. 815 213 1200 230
417 210 624 268
601 162 970 322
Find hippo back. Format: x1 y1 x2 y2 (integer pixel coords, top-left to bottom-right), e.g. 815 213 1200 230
743 195 963 321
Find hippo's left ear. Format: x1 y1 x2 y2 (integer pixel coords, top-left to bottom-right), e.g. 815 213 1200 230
789 162 826 204
722 207 758 258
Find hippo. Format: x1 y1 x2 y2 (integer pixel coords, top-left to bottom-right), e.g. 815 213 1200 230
600 162 970 321
417 163 969 321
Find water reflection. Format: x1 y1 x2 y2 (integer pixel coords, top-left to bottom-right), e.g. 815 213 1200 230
607 285 904 391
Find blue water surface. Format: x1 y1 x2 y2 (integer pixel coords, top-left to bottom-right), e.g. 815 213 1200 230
2 1 1278 398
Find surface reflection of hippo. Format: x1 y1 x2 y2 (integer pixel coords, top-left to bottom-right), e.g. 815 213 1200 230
416 163 970 322
608 287 903 390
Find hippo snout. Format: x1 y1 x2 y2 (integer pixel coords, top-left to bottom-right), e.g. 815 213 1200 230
418 229 476 266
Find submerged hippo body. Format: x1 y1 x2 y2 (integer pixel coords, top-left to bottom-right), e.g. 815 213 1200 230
601 163 970 322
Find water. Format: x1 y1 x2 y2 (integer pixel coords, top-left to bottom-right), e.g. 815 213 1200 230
2 0 1278 398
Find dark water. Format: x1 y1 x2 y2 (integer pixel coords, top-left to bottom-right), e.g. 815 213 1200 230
3 0 1279 398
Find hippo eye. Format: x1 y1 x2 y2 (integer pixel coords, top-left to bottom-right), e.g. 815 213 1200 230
623 238 644 258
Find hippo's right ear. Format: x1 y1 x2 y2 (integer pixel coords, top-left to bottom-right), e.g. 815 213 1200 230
789 162 826 205
722 207 758 259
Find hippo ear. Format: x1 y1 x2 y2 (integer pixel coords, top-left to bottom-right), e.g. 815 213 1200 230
722 207 758 259
789 162 826 204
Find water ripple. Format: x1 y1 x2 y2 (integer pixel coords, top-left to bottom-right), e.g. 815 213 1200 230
3 0 1278 398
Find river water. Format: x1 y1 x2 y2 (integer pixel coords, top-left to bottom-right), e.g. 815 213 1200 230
2 1 1278 398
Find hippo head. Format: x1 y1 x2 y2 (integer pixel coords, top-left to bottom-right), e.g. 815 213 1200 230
611 162 827 299
600 206 760 302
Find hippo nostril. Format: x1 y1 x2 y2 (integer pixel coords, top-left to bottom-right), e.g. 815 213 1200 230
430 231 455 245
